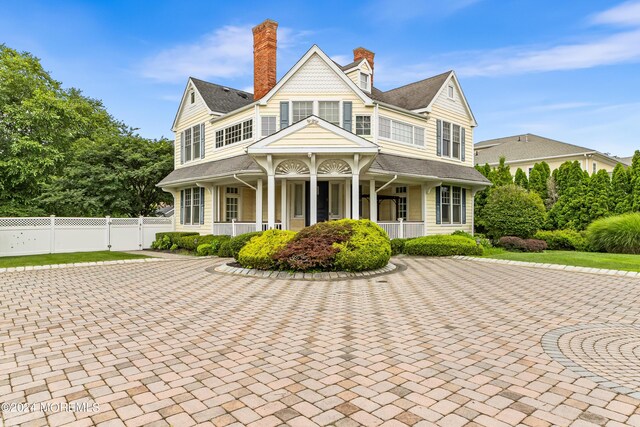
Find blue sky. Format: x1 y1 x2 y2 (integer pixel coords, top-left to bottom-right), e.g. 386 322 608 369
2 0 639 157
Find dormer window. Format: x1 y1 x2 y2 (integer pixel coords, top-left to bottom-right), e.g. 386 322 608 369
190 91 195 104
448 85 454 99
359 72 370 91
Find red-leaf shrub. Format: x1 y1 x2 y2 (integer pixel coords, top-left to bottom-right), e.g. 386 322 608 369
498 236 547 252
273 221 353 271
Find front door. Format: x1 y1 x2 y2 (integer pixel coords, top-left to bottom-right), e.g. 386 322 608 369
304 181 330 226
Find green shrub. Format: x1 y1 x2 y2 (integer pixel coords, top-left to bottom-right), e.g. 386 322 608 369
498 236 547 252
170 243 178 251
333 220 391 272
476 236 493 250
404 235 483 256
217 240 233 258
390 238 416 255
229 231 263 260
154 232 198 246
482 184 546 239
197 243 217 256
237 229 297 270
586 213 640 254
151 235 171 250
273 221 353 271
534 229 587 251
451 230 473 239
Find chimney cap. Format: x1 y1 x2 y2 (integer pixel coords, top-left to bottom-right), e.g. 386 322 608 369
353 46 375 55
252 19 278 33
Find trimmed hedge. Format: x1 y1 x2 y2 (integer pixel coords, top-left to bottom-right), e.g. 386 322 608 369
333 220 391 272
534 229 587 251
482 185 546 239
498 236 547 252
178 234 229 251
586 213 640 254
154 232 198 246
237 229 297 270
229 231 263 260
217 240 233 258
197 243 217 256
404 235 483 256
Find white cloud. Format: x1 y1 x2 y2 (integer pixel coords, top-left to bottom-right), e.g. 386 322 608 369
591 0 640 26
139 24 312 83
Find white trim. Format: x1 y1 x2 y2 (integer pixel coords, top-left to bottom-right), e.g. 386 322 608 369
417 72 478 127
213 117 254 149
478 151 598 166
171 78 213 131
257 45 373 106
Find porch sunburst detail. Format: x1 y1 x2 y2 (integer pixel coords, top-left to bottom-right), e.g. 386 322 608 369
318 159 351 175
275 160 310 175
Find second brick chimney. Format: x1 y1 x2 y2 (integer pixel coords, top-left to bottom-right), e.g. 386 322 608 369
353 47 375 87
252 19 278 101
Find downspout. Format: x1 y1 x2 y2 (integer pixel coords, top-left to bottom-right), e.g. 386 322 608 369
233 174 257 190
376 175 398 193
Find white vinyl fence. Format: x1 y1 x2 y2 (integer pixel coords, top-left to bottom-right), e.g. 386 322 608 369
0 216 174 257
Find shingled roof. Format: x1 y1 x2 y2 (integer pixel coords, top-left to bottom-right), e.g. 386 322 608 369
370 153 491 184
369 71 452 111
157 155 262 187
474 134 603 165
190 78 254 113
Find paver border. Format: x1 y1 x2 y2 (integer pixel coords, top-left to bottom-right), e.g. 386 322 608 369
212 262 398 281
541 323 640 399
0 257 167 274
453 255 640 278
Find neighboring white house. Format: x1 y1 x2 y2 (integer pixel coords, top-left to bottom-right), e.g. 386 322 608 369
157 19 490 239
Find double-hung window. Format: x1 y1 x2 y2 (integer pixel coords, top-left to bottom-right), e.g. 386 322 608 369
360 73 370 91
355 115 371 136
261 116 277 137
225 187 239 222
438 120 464 160
438 185 464 225
181 187 205 225
292 101 313 123
184 128 192 162
442 122 451 157
378 116 425 147
181 124 205 162
318 101 340 125
395 186 407 220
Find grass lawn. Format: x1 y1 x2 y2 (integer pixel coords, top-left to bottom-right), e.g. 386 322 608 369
481 248 640 272
0 251 151 268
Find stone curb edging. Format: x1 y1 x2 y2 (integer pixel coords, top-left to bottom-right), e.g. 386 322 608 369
452 255 640 279
214 262 397 281
541 324 640 399
0 257 166 274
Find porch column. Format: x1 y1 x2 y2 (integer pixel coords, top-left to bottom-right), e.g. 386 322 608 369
351 154 360 219
211 185 218 234
310 154 317 225
280 179 287 230
345 179 351 218
421 183 428 236
267 174 276 229
369 180 377 222
255 179 263 231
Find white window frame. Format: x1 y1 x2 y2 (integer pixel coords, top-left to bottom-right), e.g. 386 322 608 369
190 91 195 104
359 72 370 91
261 116 277 137
440 120 463 161
593 162 597 174
329 182 342 219
318 101 340 126
214 118 253 149
225 187 240 222
378 115 425 147
182 187 204 226
439 185 463 225
292 101 314 123
447 85 454 99
355 115 372 136
288 99 344 127
292 182 305 219
395 186 407 220
183 123 204 163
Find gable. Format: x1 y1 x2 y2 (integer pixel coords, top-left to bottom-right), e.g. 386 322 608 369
173 80 211 131
428 73 477 127
269 123 365 148
278 53 353 95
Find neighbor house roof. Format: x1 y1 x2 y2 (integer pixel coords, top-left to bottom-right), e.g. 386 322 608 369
190 77 254 113
368 71 452 111
157 155 262 187
370 153 491 185
619 156 634 166
474 133 622 166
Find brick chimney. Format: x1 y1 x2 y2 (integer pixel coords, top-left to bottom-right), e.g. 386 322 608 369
353 47 375 87
252 19 278 101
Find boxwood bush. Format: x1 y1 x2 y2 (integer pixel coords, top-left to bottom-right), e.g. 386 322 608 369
534 229 587 251
217 240 233 258
154 232 198 246
229 231 263 260
586 213 640 254
178 234 229 251
237 229 297 270
498 236 547 252
482 185 546 239
404 235 483 256
333 220 391 272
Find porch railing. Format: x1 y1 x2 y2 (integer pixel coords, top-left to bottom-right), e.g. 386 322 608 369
377 219 425 239
213 220 282 236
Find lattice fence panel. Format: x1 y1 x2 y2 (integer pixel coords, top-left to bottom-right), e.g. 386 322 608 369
0 218 51 227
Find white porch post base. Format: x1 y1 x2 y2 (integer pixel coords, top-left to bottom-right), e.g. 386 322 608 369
267 175 275 229
369 180 377 222
281 179 287 230
256 179 263 231
421 183 427 236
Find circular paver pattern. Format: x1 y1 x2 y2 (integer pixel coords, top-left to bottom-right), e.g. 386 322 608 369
542 324 640 399
213 261 397 280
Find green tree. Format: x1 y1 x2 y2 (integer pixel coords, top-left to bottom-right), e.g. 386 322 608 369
529 161 550 200
482 185 546 239
514 168 529 189
488 157 513 187
547 161 590 230
584 169 611 225
630 150 640 212
39 135 174 217
0 44 117 215
611 164 632 214
473 163 492 233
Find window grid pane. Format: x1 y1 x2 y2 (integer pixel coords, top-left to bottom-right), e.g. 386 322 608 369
442 122 451 157
360 73 369 89
192 189 200 224
319 101 340 125
192 125 201 159
292 101 313 123
184 188 192 225
216 130 224 148
225 197 238 221
225 123 242 145
392 121 413 144
441 186 450 224
261 116 276 137
242 120 253 140
355 116 371 136
414 127 424 146
379 117 391 138
184 128 192 162
452 125 460 159
294 184 303 217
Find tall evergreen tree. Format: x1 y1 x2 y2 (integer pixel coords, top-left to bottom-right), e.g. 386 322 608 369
611 164 631 214
584 169 611 225
629 150 640 212
528 161 550 200
488 157 513 187
514 168 529 188
547 161 590 229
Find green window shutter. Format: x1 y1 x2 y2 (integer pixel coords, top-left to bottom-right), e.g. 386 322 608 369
180 190 184 224
200 123 205 158
180 131 184 164
280 102 289 129
436 120 442 157
435 186 441 224
343 101 352 132
461 127 466 161
200 187 205 225
461 188 467 224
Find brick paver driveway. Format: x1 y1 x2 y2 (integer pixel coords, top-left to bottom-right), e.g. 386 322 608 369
1 257 639 426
